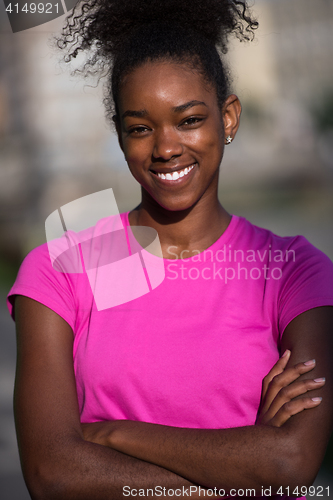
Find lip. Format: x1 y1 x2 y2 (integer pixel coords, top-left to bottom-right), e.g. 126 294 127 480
150 162 196 175
150 162 197 184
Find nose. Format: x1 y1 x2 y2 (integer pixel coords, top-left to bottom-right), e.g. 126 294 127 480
152 127 183 161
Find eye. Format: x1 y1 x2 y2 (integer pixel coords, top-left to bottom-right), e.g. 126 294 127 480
127 125 150 135
181 116 204 127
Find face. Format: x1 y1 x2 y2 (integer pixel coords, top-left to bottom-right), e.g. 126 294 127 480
116 61 240 212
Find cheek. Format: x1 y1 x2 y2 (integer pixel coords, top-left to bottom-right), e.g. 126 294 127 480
187 127 223 159
122 140 150 169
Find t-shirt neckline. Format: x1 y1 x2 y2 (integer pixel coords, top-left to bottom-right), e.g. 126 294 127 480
122 211 241 263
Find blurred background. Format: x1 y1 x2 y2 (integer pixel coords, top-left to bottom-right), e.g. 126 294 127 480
0 0 332 497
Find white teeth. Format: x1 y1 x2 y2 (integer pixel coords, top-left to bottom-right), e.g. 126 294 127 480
157 163 195 181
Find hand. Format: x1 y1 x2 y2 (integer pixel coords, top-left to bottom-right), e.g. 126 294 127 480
256 350 326 427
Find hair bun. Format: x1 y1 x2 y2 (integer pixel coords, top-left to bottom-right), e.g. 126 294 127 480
57 0 258 65
113 0 258 49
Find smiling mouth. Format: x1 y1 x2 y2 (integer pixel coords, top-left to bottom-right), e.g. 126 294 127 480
151 163 196 181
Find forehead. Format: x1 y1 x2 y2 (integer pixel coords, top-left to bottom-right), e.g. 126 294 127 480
118 61 217 113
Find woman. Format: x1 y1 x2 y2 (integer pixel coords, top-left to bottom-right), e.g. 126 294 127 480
7 0 333 498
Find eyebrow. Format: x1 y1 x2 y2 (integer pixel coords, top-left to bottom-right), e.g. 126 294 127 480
122 109 148 119
172 100 207 113
122 100 207 120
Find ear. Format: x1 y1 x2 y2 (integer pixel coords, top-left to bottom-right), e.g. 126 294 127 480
221 94 242 144
113 115 124 153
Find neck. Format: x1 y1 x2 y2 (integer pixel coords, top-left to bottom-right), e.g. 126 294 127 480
128 190 231 259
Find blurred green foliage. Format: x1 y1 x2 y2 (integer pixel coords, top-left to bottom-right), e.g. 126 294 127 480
311 90 333 132
0 255 20 294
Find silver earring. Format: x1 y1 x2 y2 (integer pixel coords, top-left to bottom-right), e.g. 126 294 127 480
225 135 232 144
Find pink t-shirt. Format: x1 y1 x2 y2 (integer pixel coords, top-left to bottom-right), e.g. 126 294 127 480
7 213 333 430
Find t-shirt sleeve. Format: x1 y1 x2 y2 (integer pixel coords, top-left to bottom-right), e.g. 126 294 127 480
278 236 333 336
7 243 77 330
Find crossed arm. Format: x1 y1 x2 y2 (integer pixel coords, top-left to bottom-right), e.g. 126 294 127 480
14 296 333 500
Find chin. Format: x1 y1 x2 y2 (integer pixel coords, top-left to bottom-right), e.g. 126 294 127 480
141 184 205 214
154 195 201 214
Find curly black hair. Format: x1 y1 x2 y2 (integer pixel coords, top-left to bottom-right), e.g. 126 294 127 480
55 0 258 123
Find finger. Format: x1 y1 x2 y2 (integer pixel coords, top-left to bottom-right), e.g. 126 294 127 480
260 359 317 413
263 377 325 419
274 359 317 387
267 397 323 427
261 350 291 400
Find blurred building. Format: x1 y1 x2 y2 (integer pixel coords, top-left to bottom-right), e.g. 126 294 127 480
223 0 333 188
270 0 333 104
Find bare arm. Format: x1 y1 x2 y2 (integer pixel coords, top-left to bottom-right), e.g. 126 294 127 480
15 294 333 498
82 307 333 492
14 296 206 500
